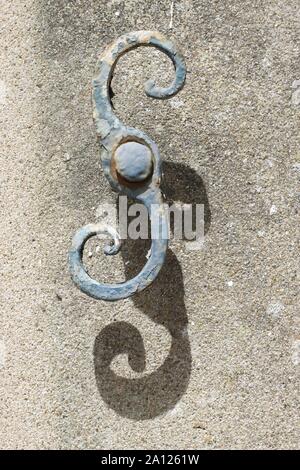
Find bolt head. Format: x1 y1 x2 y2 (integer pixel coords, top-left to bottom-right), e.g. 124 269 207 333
114 141 153 182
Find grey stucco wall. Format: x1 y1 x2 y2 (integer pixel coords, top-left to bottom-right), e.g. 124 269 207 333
0 0 299 449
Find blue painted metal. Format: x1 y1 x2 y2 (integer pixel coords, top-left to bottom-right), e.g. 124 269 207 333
69 31 186 301
114 141 153 182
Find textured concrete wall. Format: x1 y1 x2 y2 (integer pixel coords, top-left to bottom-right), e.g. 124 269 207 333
0 0 299 449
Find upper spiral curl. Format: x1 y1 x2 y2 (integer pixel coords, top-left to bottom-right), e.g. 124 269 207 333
92 30 186 139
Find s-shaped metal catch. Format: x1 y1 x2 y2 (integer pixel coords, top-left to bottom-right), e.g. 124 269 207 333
69 31 186 301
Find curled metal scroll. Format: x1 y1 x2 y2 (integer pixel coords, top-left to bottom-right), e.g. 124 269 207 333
69 31 186 301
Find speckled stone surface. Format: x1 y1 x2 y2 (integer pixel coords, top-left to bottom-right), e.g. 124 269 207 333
0 0 299 449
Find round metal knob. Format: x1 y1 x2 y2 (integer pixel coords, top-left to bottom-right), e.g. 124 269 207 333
114 141 153 182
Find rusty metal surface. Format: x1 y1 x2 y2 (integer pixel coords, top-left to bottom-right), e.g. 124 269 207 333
69 31 186 301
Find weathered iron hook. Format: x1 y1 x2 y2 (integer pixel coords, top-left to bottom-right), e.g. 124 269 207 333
69 31 186 301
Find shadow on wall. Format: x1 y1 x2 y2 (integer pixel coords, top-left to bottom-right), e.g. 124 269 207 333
94 161 211 420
